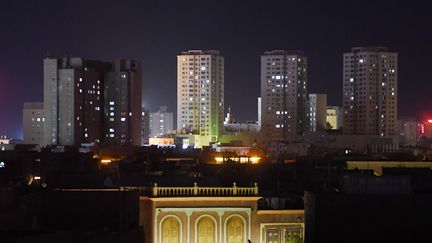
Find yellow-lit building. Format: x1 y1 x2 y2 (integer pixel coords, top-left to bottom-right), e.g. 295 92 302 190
149 137 175 147
139 183 304 243
346 161 432 176
326 106 342 130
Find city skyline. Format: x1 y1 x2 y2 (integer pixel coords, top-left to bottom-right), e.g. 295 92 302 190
1 0 431 138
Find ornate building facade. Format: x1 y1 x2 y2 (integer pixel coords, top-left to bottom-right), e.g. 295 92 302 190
139 183 304 243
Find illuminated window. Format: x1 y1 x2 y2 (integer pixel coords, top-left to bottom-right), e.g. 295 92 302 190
162 217 180 243
197 217 215 243
226 217 244 243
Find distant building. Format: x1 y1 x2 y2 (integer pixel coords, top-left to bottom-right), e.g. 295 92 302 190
326 106 343 130
397 118 417 146
43 57 110 146
343 47 398 136
222 107 260 146
0 136 9 145
308 94 327 132
142 107 150 145
104 59 142 146
23 102 44 145
260 50 307 144
150 106 173 137
177 50 224 147
257 97 261 127
148 137 175 147
305 133 399 153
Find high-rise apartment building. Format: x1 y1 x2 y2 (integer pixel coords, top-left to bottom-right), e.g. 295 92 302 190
43 57 109 146
23 102 44 145
343 47 398 136
177 50 224 146
308 94 327 132
104 59 142 146
260 50 307 143
150 106 173 137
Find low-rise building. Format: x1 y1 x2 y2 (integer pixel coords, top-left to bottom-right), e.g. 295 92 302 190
149 137 176 147
140 183 304 243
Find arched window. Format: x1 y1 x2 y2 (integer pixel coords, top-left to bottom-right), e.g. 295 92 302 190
162 217 180 243
197 217 215 243
226 217 244 243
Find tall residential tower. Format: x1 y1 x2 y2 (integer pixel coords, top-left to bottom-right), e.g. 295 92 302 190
104 59 142 146
343 47 398 136
260 50 307 144
43 57 109 146
177 50 224 147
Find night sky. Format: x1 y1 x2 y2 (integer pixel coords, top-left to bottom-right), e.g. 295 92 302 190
0 0 431 139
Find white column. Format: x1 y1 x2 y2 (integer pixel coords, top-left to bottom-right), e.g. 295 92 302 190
154 209 160 243
186 211 192 243
217 211 224 243
247 210 251 242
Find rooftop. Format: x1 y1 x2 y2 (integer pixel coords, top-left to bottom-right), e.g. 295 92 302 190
180 50 221 56
350 47 389 52
262 50 305 56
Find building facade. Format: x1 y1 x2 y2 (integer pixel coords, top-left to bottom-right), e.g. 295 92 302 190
397 118 417 147
260 50 308 145
140 184 304 243
326 106 343 130
342 47 398 136
150 106 174 137
23 102 44 145
142 107 150 145
104 59 142 146
177 50 224 147
257 97 262 128
308 94 327 132
43 57 109 146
